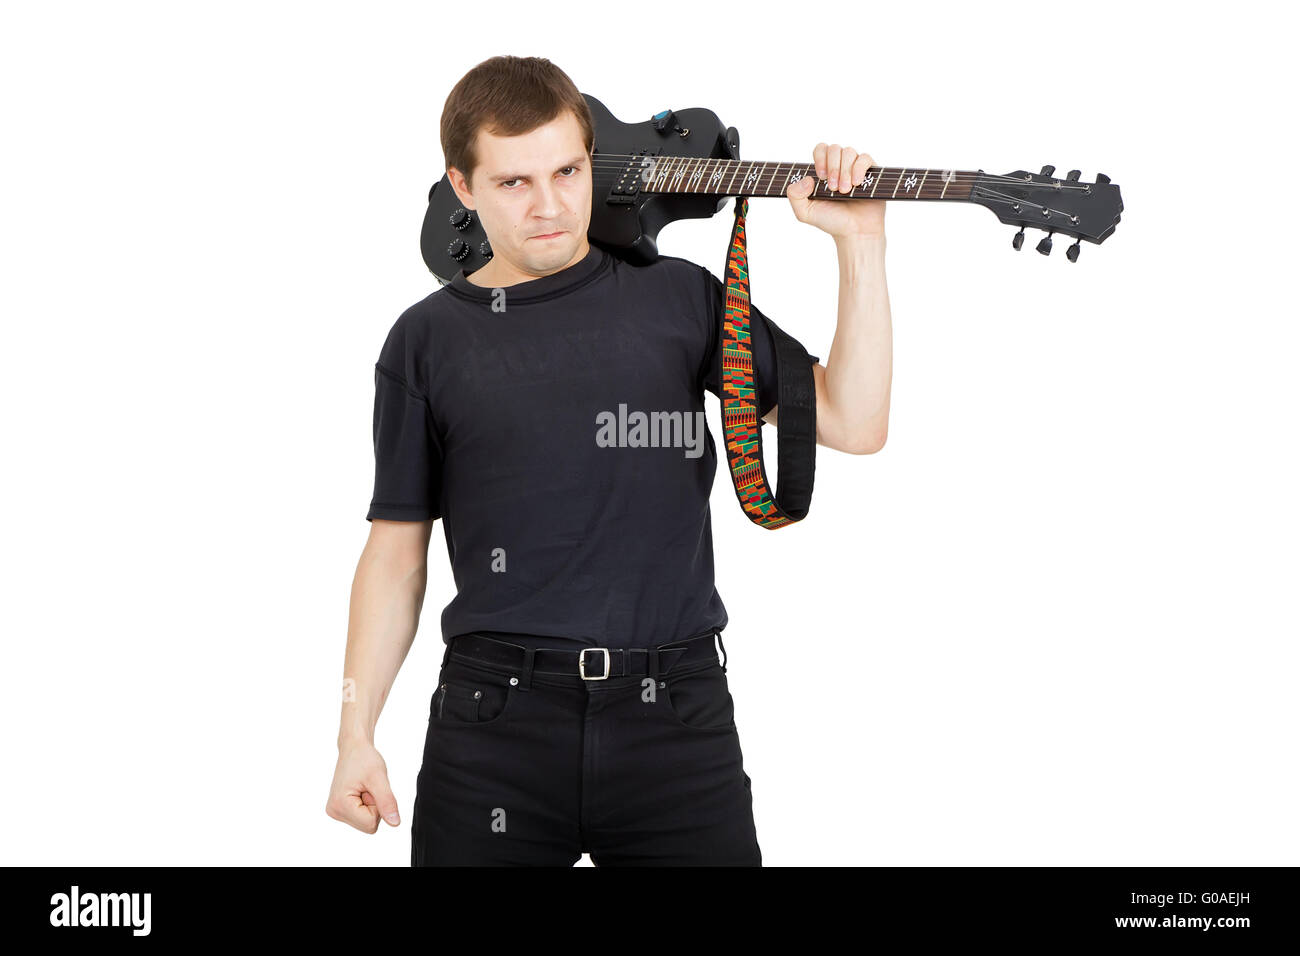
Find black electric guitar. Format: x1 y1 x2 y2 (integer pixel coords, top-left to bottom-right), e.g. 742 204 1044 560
420 93 1123 285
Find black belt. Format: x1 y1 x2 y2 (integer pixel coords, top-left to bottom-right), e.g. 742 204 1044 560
444 628 726 690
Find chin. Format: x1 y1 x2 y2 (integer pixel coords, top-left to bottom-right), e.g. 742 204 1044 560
509 231 580 272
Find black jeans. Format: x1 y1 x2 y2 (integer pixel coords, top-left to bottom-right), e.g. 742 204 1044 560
411 630 761 866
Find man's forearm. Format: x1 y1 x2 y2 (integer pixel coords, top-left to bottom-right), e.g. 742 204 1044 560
824 234 892 450
337 550 426 748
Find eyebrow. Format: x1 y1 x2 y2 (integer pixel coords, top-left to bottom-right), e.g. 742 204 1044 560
489 156 587 183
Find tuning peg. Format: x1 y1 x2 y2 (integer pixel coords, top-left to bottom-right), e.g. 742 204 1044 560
1095 173 1111 184
1037 230 1054 255
1040 165 1055 178
1066 238 1081 262
1066 169 1081 181
1012 227 1025 251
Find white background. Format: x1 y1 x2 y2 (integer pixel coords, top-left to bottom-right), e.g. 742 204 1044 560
2 1 1295 867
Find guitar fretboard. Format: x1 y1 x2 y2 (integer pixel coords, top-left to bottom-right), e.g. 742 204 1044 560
636 157 978 202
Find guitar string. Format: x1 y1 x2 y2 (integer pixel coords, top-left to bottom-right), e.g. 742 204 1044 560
484 161 1097 195
455 160 1109 226
580 168 1087 190
974 186 1114 223
476 154 1092 188
970 188 1083 221
598 177 1088 198
585 168 1098 208
577 156 1097 188
582 168 1095 195
458 177 1100 226
583 153 1076 178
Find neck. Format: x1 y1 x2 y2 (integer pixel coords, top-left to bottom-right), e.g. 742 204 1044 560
638 157 978 201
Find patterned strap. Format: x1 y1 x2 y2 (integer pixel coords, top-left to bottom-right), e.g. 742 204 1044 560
720 196 817 528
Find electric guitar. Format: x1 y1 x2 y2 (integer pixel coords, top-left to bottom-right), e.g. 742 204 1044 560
419 93 1124 284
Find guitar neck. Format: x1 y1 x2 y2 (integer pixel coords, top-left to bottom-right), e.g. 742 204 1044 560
637 157 978 202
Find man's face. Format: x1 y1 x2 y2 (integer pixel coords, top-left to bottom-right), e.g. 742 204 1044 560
448 110 592 284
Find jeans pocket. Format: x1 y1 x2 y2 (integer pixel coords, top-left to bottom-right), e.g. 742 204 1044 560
663 661 736 732
433 660 513 727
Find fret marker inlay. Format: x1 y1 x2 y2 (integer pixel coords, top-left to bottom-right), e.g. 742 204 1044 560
632 158 975 205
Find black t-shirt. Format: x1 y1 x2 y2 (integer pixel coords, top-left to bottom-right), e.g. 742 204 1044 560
365 242 816 649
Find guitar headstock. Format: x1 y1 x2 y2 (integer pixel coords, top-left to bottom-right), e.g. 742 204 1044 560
969 166 1123 261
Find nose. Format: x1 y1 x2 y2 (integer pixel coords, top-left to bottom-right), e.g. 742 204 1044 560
530 177 563 221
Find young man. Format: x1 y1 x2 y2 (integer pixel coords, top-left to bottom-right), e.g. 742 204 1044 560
327 56 892 865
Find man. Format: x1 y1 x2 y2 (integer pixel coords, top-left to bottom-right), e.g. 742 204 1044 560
326 55 892 865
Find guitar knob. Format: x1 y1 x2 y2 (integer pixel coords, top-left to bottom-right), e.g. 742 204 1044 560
1036 231 1054 255
1066 169 1081 182
652 109 687 136
1066 239 1081 262
1039 165 1055 178
478 241 493 260
446 238 470 261
1012 227 1025 251
450 207 472 230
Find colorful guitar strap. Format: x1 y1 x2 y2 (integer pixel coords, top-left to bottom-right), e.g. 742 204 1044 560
720 196 817 528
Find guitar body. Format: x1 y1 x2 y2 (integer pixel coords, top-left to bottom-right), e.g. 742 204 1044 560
420 93 738 285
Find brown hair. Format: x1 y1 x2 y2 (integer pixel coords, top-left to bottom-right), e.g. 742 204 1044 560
440 56 595 191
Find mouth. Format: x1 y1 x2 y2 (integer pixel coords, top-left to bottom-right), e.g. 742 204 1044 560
531 230 565 240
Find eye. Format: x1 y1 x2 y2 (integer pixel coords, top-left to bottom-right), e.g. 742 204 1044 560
501 167 579 189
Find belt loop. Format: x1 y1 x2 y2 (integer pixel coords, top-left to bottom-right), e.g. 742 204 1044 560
715 630 727 670
518 647 536 691
648 646 660 681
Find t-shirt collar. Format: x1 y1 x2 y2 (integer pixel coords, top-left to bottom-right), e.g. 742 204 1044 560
448 242 607 304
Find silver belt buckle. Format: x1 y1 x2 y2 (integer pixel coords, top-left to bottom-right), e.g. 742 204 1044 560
579 647 610 680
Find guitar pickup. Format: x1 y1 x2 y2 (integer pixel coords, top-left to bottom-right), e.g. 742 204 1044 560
606 147 661 204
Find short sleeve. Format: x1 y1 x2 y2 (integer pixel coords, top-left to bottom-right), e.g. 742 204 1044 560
699 267 818 419
366 362 444 522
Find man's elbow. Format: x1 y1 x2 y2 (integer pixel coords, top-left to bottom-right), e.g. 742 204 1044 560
847 424 887 455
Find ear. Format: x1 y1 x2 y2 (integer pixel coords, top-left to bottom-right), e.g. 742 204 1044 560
447 166 476 210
